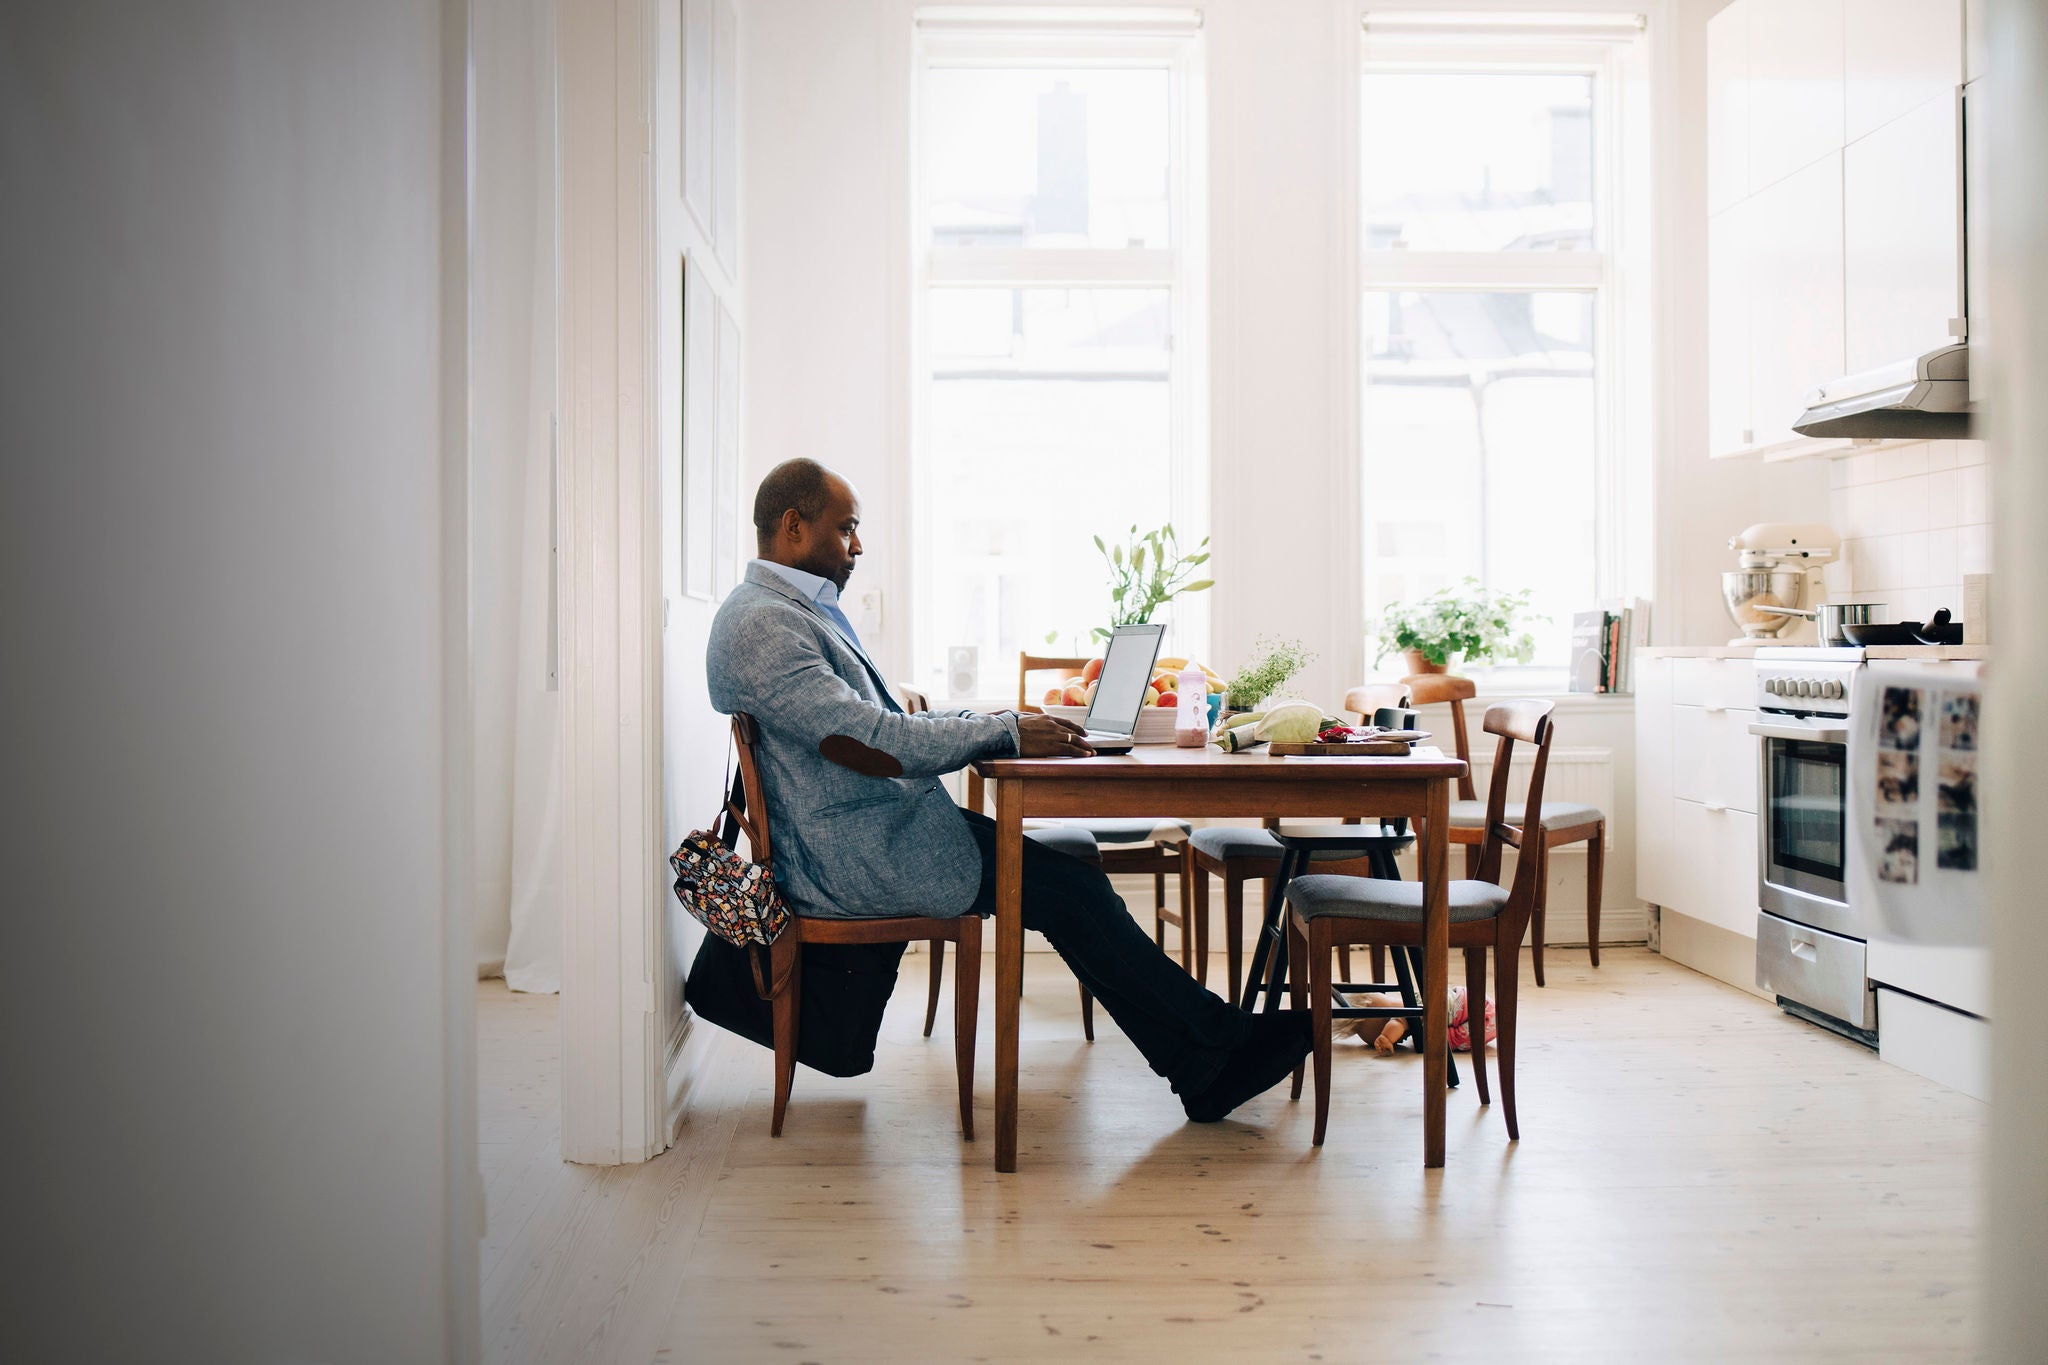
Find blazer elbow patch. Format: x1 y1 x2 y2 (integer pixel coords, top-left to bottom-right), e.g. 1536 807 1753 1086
818 734 904 778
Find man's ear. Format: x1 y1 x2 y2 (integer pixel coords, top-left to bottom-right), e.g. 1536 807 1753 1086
779 507 806 545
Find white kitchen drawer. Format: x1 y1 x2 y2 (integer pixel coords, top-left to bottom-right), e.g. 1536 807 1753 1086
1674 705 1761 813
1671 657 1757 715
1671 799 1760 937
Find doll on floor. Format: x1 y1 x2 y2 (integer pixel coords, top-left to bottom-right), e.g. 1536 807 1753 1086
1340 986 1496 1055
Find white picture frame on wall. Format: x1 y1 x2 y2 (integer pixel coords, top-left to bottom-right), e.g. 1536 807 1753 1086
681 254 716 600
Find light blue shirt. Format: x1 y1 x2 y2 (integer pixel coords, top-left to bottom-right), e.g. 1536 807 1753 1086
751 557 842 613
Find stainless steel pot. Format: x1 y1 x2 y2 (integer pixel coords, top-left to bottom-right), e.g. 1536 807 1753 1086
1752 601 1886 646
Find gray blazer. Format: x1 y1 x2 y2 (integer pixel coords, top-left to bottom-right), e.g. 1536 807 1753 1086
705 562 1019 918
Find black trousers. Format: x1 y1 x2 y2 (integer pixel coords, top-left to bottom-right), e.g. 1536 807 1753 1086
960 809 1249 1092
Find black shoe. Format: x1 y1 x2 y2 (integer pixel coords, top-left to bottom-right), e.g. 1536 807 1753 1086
1181 1011 1314 1123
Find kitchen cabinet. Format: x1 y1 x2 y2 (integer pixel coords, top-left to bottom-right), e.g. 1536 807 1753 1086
1706 201 1755 458
1705 0 1966 463
1748 0 1844 193
1844 92 1963 373
1638 656 1764 945
1707 1 1750 217
1747 154 1846 450
1844 0 1963 144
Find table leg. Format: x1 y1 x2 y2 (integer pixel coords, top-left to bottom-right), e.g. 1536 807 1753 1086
994 777 1025 1173
1421 777 1449 1168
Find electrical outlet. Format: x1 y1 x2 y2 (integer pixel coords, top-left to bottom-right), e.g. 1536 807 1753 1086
855 588 884 636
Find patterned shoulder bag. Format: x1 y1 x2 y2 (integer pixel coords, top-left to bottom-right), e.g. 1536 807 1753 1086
670 742 790 995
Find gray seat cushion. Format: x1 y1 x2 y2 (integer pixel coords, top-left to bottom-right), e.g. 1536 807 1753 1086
1285 873 1511 924
1056 817 1192 844
1447 798 1604 833
1024 825 1101 863
1191 826 1396 862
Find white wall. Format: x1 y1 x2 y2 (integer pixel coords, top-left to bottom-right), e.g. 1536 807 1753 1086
1 2 473 1359
1827 439 1992 621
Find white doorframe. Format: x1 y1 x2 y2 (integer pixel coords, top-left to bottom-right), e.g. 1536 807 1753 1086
556 0 671 1166
442 0 484 1346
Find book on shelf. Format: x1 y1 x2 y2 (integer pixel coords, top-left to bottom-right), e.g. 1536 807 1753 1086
1567 598 1649 694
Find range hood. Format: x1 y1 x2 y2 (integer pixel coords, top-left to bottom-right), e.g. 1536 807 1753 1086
1792 343 1974 440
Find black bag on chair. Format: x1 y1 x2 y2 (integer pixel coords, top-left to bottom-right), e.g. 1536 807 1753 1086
682 933 908 1078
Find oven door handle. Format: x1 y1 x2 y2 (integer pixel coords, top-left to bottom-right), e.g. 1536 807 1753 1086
1748 720 1849 743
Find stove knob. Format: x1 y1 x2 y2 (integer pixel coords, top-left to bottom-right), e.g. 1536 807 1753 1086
1799 679 1818 697
1767 678 1785 695
1823 679 1844 700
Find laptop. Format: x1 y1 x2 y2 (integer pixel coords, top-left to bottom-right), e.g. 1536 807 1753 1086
1075 622 1167 754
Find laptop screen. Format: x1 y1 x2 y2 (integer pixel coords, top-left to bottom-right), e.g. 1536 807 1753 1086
1084 624 1165 735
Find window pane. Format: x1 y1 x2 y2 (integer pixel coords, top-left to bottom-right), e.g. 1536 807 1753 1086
1362 290 1596 669
1362 73 1594 252
923 67 1172 249
925 288 1175 691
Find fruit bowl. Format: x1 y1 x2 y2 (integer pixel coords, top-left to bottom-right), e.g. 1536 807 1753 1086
1041 704 1184 745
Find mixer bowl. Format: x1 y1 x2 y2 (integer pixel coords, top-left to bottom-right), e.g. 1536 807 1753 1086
1722 568 1806 638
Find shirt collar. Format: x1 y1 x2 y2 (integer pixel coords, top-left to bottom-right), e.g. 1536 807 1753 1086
749 558 841 609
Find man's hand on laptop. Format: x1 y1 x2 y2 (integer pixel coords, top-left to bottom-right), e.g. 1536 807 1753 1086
1015 713 1097 758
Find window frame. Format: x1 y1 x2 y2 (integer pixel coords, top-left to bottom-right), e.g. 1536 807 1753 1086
908 23 1209 705
1358 25 1649 690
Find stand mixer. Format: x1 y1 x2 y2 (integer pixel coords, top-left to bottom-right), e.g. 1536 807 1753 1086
1722 522 1843 644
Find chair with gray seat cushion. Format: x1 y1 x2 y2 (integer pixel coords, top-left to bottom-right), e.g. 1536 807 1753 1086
1282 699 1559 1145
1357 674 1606 985
1187 683 1417 1003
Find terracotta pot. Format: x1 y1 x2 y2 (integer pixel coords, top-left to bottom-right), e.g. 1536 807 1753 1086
1402 649 1451 675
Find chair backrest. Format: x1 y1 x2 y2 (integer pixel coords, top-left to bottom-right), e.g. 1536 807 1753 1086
726 713 774 869
1341 681 1412 721
1402 673 1478 801
898 685 930 714
1472 700 1557 913
1017 652 1091 713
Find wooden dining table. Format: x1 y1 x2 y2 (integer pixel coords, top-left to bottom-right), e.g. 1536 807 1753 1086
968 744 1469 1173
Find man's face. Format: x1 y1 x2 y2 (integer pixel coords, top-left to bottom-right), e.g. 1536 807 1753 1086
791 477 863 591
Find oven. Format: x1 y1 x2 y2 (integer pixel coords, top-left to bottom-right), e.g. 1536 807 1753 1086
1750 651 1875 1041
1754 715 1850 931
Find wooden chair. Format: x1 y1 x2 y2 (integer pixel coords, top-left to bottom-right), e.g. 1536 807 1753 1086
728 712 980 1138
1361 674 1607 986
903 686 1103 1042
1185 683 1415 1003
966 653 1195 965
1282 699 1560 1144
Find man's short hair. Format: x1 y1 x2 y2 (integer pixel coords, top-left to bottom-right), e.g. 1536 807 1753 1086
752 458 837 544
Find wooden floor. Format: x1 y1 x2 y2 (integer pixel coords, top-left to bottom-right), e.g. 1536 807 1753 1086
479 949 1985 1363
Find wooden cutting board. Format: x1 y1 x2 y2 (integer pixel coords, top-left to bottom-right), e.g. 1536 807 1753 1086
1266 739 1415 756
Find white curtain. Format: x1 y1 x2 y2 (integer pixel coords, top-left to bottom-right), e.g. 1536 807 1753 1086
474 0 563 992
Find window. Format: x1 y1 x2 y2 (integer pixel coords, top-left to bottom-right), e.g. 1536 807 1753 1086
1360 16 1649 679
912 13 1206 699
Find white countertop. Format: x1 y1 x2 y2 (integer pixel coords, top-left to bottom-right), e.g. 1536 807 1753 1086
1640 643 1989 662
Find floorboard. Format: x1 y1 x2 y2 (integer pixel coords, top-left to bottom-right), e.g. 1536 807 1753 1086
478 949 1983 1362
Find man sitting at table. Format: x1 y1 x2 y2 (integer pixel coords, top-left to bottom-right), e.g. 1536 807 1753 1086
706 458 1311 1122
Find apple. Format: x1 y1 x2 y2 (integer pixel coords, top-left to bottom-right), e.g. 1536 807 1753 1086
1084 681 1099 704
1061 682 1089 707
1082 657 1105 685
1151 671 1178 693
1141 684 1163 707
1042 687 1064 706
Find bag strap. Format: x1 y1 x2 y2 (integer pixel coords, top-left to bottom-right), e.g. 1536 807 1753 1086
713 734 741 849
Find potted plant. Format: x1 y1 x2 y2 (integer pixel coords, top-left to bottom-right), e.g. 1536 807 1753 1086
1223 636 1316 712
1373 579 1538 675
1091 523 1213 641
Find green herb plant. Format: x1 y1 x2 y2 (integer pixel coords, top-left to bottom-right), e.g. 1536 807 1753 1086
1372 578 1539 668
1224 636 1317 711
1089 523 1213 643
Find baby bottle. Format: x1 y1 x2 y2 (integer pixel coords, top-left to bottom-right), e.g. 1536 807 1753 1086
1175 668 1208 748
